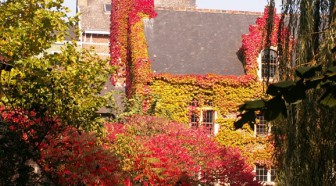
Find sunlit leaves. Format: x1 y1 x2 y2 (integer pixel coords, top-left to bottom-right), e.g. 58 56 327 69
40 127 120 185
0 0 77 61
0 0 114 184
109 115 260 185
2 44 113 131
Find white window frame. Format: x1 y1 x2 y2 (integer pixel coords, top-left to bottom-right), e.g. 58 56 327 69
255 165 276 185
189 104 220 136
257 46 278 82
104 4 111 14
254 114 272 137
202 110 215 135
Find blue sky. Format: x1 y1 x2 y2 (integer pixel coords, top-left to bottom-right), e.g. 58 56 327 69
63 0 77 17
197 0 282 12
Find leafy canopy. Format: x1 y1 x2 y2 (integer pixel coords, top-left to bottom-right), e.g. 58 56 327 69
0 0 114 184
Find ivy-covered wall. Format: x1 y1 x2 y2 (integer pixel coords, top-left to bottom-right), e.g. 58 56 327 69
110 1 284 167
149 74 263 123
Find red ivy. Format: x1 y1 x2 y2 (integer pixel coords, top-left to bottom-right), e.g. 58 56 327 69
39 126 120 185
108 115 261 185
110 0 156 86
239 7 289 76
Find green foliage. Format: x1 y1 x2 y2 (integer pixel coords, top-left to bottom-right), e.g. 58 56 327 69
0 0 114 184
149 77 263 123
1 43 112 131
0 0 77 61
216 118 274 167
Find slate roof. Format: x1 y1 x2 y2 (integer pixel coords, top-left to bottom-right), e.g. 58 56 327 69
154 0 196 8
144 8 262 75
79 1 264 75
79 0 111 32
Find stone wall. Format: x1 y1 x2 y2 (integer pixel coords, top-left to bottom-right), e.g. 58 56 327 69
154 0 196 8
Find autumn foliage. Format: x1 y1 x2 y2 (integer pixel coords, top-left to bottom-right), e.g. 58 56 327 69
39 127 120 185
1 107 259 185
37 115 259 185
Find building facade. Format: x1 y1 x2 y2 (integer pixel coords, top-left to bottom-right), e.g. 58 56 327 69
79 0 282 184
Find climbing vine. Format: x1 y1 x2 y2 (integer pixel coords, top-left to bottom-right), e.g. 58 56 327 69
240 7 283 76
216 118 274 168
149 74 263 123
110 0 156 90
110 2 285 168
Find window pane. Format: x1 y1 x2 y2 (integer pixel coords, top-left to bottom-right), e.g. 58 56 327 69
202 110 214 135
203 110 213 123
271 168 276 181
256 165 268 182
104 4 111 12
256 114 268 135
190 113 198 128
261 49 278 78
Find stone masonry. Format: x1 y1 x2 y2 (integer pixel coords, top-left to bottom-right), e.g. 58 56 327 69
154 0 196 8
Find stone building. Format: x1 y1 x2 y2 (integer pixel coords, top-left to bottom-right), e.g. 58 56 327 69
78 0 279 184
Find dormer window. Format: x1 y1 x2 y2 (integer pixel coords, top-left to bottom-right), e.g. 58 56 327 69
104 4 111 14
261 49 278 79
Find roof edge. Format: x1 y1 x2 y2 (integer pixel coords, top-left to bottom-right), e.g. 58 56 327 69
84 30 110 34
155 6 264 15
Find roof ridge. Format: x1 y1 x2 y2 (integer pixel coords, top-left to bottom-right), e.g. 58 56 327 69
154 6 264 15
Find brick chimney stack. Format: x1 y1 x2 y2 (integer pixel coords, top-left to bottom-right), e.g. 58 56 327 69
154 0 196 8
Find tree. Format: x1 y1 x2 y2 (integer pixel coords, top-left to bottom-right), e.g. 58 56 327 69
236 0 336 185
0 0 113 184
39 126 120 185
109 115 260 185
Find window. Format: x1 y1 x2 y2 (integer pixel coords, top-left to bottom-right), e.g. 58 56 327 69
270 167 276 182
261 49 278 79
104 4 111 13
256 165 268 182
190 113 198 128
202 110 214 135
256 165 276 184
188 100 218 135
256 114 268 136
